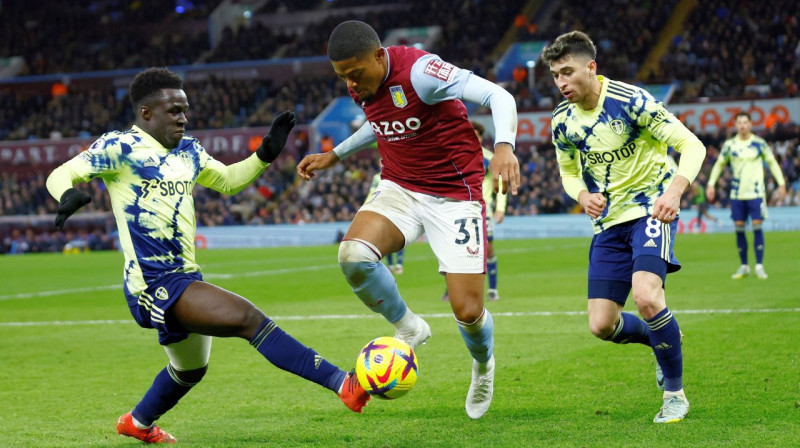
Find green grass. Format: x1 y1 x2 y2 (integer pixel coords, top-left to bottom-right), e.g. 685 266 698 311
1 232 799 447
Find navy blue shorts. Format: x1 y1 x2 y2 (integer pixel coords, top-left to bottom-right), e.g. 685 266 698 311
588 217 681 305
125 272 202 346
730 199 764 222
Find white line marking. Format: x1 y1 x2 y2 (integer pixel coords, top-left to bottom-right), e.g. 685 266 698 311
2 308 799 327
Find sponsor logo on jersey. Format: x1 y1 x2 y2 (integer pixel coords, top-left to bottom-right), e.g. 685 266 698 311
584 141 637 165
610 119 625 135
423 59 457 82
644 239 657 248
370 117 422 139
143 157 160 168
141 179 194 200
466 246 479 255
154 287 169 301
389 85 408 108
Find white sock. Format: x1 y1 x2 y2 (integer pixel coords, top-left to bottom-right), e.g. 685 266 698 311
756 263 764 270
663 389 687 400
393 309 418 332
132 415 151 429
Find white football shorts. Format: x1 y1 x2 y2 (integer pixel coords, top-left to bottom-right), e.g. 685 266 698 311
360 179 486 274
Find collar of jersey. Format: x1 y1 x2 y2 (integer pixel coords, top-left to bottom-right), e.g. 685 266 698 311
131 125 172 152
573 75 608 117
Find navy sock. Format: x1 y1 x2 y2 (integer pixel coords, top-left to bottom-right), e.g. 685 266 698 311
735 227 748 265
606 312 650 345
487 256 498 289
250 318 346 392
646 308 683 391
386 253 395 266
132 365 198 426
753 226 764 264
396 248 404 265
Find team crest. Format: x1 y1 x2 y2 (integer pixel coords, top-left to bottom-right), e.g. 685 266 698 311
389 85 408 108
610 119 625 135
154 287 169 301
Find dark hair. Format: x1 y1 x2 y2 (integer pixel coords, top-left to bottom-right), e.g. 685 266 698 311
129 67 184 108
327 20 381 61
736 111 752 121
471 121 485 137
541 31 597 65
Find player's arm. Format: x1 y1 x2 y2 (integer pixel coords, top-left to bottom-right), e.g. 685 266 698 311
639 97 706 222
552 114 606 219
296 121 376 181
46 136 120 228
198 111 296 194
706 142 729 203
410 56 520 194
762 142 787 202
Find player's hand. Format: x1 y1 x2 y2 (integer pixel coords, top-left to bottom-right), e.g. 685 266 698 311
493 211 505 224
297 151 340 180
653 175 688 223
55 188 92 229
256 110 297 163
775 184 786 203
706 187 716 204
490 143 520 195
578 191 606 219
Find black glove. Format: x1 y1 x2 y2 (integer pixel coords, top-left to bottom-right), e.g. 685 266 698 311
256 110 297 163
55 188 92 229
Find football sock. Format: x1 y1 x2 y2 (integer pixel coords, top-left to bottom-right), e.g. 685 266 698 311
386 252 395 266
132 364 202 427
646 308 683 392
753 224 764 264
339 239 408 323
487 256 498 290
250 318 346 392
606 312 650 345
735 225 748 265
457 309 494 363
396 248 404 266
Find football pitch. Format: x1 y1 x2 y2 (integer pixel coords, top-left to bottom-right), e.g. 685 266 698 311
1 232 798 447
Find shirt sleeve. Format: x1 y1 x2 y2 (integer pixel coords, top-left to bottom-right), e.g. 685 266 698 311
46 134 122 200
332 121 377 160
410 55 517 149
707 141 730 188
634 92 706 184
196 151 268 195
552 116 588 201
761 141 786 186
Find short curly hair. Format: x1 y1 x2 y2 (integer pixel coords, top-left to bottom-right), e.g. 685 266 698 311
541 31 597 65
129 67 184 108
327 21 381 61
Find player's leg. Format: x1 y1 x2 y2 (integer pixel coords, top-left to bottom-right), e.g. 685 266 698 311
751 199 767 278
171 282 369 412
117 333 211 444
486 220 499 301
342 181 430 348
730 200 750 278
587 225 650 346
386 252 396 272
423 196 494 418
394 247 405 274
630 217 689 422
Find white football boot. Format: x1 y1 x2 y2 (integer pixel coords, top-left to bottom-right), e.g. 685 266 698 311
465 355 495 419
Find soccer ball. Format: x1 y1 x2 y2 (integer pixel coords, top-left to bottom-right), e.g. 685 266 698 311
355 336 419 399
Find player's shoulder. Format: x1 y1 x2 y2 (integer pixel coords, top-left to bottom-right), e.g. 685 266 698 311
88 129 129 152
552 100 570 119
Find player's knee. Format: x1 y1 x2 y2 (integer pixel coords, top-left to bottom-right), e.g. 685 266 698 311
172 364 208 385
588 317 615 339
338 239 382 285
734 223 746 233
631 284 661 315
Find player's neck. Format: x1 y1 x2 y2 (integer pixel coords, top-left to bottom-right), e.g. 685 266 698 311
577 78 602 111
737 131 752 140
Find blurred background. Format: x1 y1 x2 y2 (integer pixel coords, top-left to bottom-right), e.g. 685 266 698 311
1 0 798 254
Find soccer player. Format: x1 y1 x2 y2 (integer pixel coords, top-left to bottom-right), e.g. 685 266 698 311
45 68 369 444
367 159 405 275
544 31 706 423
706 112 786 279
296 21 520 419
442 121 507 302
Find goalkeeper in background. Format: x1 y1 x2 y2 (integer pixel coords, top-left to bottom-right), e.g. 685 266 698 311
545 31 706 424
46 67 369 444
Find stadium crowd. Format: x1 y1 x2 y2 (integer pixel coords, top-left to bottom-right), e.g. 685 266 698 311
2 0 799 254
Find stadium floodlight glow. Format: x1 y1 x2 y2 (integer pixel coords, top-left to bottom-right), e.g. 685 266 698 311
243 10 252 19
526 60 536 68
175 6 185 13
